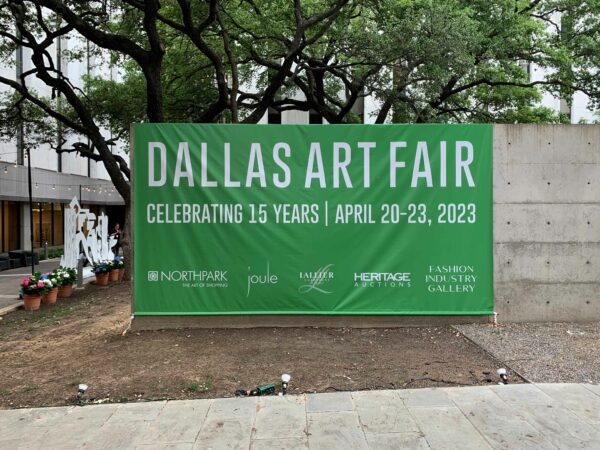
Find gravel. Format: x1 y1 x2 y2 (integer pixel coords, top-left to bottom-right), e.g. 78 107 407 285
455 322 600 384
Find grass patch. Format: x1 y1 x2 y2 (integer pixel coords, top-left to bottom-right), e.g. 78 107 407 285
183 378 213 393
68 379 82 387
29 304 75 326
0 304 77 338
23 384 39 393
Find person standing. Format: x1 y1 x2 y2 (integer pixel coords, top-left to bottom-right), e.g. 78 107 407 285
110 223 122 256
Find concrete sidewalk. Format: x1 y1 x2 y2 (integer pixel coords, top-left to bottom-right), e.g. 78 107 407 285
0 259 95 313
1 383 599 449
0 259 63 311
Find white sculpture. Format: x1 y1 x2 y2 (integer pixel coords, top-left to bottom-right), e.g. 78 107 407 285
60 197 116 268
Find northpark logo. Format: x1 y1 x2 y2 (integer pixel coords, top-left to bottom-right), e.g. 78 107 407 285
147 270 228 282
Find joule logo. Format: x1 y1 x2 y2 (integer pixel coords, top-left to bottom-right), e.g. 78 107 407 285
247 262 278 297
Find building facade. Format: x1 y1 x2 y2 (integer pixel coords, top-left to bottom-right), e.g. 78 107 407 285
0 34 126 254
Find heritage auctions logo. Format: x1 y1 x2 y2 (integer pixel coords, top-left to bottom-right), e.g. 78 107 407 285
247 262 278 297
147 270 228 288
353 272 411 288
298 264 334 294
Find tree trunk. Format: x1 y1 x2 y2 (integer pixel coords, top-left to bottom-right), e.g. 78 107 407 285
120 202 133 282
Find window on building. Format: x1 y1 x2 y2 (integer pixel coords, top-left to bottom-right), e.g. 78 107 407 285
1 201 20 252
53 203 64 246
31 202 66 248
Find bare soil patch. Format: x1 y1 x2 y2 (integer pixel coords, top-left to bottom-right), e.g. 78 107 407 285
0 282 518 408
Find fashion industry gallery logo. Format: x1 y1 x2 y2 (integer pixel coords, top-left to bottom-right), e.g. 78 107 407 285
298 264 334 294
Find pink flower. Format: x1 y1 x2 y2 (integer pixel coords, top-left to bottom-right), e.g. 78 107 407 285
37 281 44 288
22 278 29 287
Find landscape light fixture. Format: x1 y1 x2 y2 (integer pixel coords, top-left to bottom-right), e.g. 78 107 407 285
77 383 89 403
496 368 508 385
281 374 291 395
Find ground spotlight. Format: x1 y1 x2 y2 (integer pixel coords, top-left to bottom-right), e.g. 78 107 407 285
77 383 89 403
496 368 508 385
281 374 291 395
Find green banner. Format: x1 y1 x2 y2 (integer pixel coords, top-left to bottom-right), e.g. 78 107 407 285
133 124 493 315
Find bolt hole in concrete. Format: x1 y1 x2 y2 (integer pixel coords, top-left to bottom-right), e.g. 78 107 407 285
507 181 511 185
547 221 551 225
507 261 511 265
587 221 591 225
507 221 511 225
587 301 591 304
588 181 591 184
546 261 550 265
547 182 551 185
546 301 550 304
586 261 590 264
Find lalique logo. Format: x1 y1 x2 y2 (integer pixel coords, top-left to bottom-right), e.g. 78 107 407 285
298 264 334 294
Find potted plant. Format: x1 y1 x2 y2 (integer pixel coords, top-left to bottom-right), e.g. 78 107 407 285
56 266 77 298
109 256 124 282
21 273 48 311
41 273 59 304
92 260 110 286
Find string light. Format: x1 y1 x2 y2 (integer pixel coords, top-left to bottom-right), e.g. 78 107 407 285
0 165 121 200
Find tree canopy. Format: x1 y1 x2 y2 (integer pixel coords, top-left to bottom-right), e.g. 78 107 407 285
0 0 599 200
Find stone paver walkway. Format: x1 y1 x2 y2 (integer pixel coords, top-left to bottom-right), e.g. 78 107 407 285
1 383 599 449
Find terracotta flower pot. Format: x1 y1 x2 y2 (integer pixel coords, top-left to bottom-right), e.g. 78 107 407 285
23 294 42 311
42 287 59 304
109 269 120 282
58 284 74 298
96 272 109 286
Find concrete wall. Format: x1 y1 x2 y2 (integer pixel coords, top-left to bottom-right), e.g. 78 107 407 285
493 124 600 322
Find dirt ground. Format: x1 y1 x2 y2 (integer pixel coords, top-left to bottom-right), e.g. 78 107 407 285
0 281 518 409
